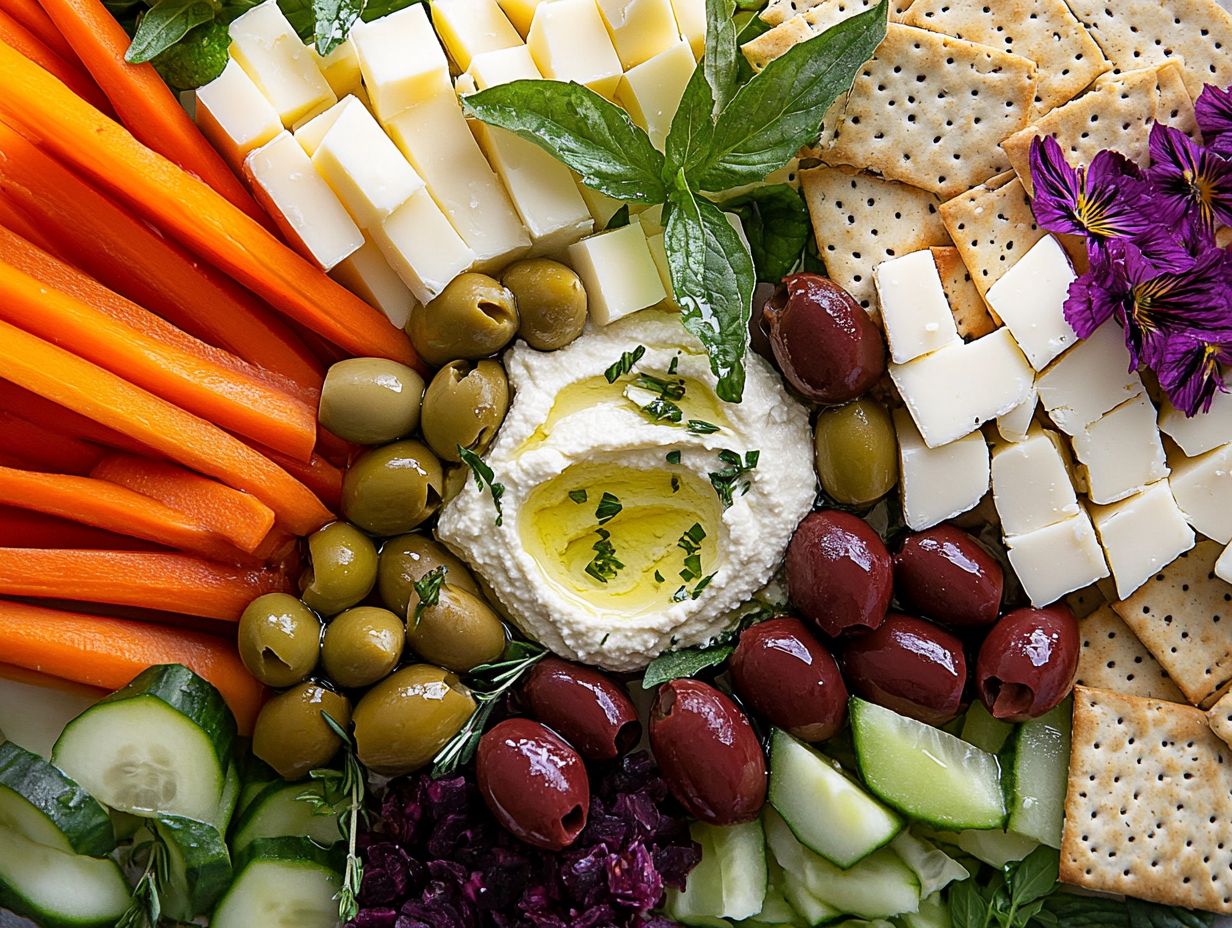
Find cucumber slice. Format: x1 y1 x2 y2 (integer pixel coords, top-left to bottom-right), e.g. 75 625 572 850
743 861 799 926
780 872 840 927
0 742 114 856
769 729 902 868
888 831 968 899
764 811 840 926
936 828 1038 868
850 699 1006 831
959 703 1013 755
156 814 234 921
712 818 768 921
218 762 241 831
801 845 919 920
1003 699 1071 849
232 781 344 854
53 664 235 824
212 837 342 928
0 670 99 760
666 825 724 925
0 828 130 928
899 892 951 928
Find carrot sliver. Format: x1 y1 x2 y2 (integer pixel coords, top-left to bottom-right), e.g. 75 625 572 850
0 16 109 113
263 448 344 513
0 0 73 60
0 505 159 550
0 380 151 457
0 194 60 255
0 409 102 474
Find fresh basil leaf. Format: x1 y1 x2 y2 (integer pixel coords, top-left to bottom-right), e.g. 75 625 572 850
723 184 810 283
664 62 716 182
950 878 991 928
692 0 889 190
125 0 217 63
606 204 632 230
735 12 772 82
704 0 740 114
1007 846 1060 910
1039 895 1129 928
464 80 667 203
150 18 228 89
642 641 736 688
312 0 363 55
359 0 421 21
276 0 312 36
1127 900 1216 928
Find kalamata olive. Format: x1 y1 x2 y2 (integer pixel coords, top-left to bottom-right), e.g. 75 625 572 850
476 718 589 851
749 283 777 362
977 605 1080 722
763 273 885 404
786 511 893 638
649 679 767 825
841 614 968 726
522 658 640 761
729 617 848 742
894 525 1004 629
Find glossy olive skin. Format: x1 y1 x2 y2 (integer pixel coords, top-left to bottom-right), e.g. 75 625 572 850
318 358 425 445
814 399 899 506
321 606 404 688
406 584 506 672
763 274 885 404
521 658 640 761
341 440 443 536
237 593 322 688
378 533 479 617
786 511 893 639
749 283 777 362
253 683 352 780
420 360 510 463
649 679 767 825
477 718 590 851
408 274 519 366
842 614 968 726
894 525 1004 629
353 664 476 775
300 522 378 617
502 259 588 351
977 605 1080 722
730 617 848 742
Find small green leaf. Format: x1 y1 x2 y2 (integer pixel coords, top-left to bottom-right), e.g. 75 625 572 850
604 344 646 382
411 565 447 627
1007 846 1059 910
642 640 736 688
948 879 991 928
703 0 740 114
666 450 682 465
568 489 589 504
595 491 623 525
312 0 363 55
125 0 217 64
606 204 632 229
457 445 505 525
664 62 715 183
687 419 721 434
723 184 811 283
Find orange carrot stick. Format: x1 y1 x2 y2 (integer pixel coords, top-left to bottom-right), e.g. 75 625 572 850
0 409 103 474
0 505 161 549
0 0 73 60
0 380 152 457
0 14 109 112
0 598 264 733
0 194 60 255
264 447 344 513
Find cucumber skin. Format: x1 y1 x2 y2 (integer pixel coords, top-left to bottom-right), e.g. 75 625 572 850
157 814 234 919
0 838 129 928
233 836 345 875
230 780 345 854
0 742 115 857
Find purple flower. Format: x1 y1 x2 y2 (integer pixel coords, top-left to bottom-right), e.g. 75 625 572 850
1146 123 1232 233
1196 84 1232 156
1158 332 1232 416
1030 135 1154 239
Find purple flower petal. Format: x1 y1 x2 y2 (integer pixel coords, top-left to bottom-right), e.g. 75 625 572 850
1030 135 1087 236
1196 83 1232 147
1146 123 1232 232
1158 332 1232 416
1030 135 1155 241
1064 265 1120 340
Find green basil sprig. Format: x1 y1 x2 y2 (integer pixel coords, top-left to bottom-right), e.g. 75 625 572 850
722 184 812 284
125 0 216 63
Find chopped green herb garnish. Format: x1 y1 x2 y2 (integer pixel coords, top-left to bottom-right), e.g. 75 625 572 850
634 372 687 401
672 585 689 602
642 396 685 423
691 573 716 599
666 450 682 465
604 345 646 383
411 565 447 628
458 445 505 526
654 570 666 583
671 475 681 493
668 353 680 375
680 553 703 582
678 523 707 551
586 528 625 583
601 632 612 646
687 419 721 434
568 489 589 504
709 448 759 508
595 492 623 525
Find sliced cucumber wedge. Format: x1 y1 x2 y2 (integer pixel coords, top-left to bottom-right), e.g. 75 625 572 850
769 729 902 868
212 837 342 928
667 819 767 925
0 742 114 856
801 845 919 920
156 814 234 921
899 892 952 928
889 831 969 899
960 702 1013 755
1003 699 1071 849
850 699 1005 831
0 670 99 760
0 828 130 928
746 860 799 926
665 824 727 926
232 781 344 854
763 811 841 927
925 827 1039 868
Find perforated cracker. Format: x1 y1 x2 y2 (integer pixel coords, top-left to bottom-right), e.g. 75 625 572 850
1209 690 1232 751
759 0 914 31
1076 604 1185 701
930 246 995 339
938 172 1041 302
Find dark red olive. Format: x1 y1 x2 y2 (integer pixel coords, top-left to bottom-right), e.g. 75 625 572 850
977 605 1080 723
762 273 885 404
649 679 766 825
841 614 968 726
750 282 777 362
894 525 1004 629
786 510 893 639
730 617 848 742
476 718 589 850
522 657 641 761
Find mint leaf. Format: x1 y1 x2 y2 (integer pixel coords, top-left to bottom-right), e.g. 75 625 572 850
642 640 735 688
126 0 217 63
723 184 810 283
703 0 740 114
1006 846 1059 911
949 879 991 928
312 0 363 55
1127 901 1215 928
464 80 667 203
664 64 716 182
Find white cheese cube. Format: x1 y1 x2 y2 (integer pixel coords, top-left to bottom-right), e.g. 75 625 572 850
1091 481 1196 600
576 183 632 229
1216 542 1232 585
1169 444 1232 544
1036 321 1144 435
895 409 990 531
371 189 476 304
468 45 541 89
310 38 362 97
331 237 417 328
194 59 283 171
431 0 522 70
1007 509 1109 607
497 0 544 35
350 5 451 122
228 2 336 128
984 235 1078 371
616 40 696 151
670 0 704 58
455 73 478 97
527 0 623 98
594 0 681 69
645 231 677 308
992 429 1080 537
998 384 1038 443
890 327 1034 448
1071 393 1169 505
567 223 666 325
244 132 362 271
293 98 348 155
874 250 962 364
1158 386 1232 457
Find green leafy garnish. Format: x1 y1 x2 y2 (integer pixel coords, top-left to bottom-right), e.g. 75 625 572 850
311 0 362 54
1036 895 1214 928
125 0 216 64
668 354 681 375
670 475 681 493
723 184 812 283
654 570 666 583
595 491 623 525
457 445 505 526
585 528 625 583
702 0 741 115
411 564 447 627
632 392 685 423
709 448 759 508
666 450 682 465
300 712 366 923
606 204 632 229
687 419 721 434
641 600 775 687
949 846 1060 928
677 523 705 581
150 17 229 90
116 829 171 928
604 345 647 383
568 489 589 504
634 372 687 401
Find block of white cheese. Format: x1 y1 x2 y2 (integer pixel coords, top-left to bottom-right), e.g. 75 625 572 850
645 231 676 307
244 131 362 271
997 384 1038 443
527 0 623 98
895 409 990 531
1007 508 1109 607
616 41 698 151
670 0 704 58
890 327 1034 448
874 249 963 364
594 0 681 69
350 5 451 122
293 97 348 156
577 182 632 228
371 189 476 304
194 59 283 171
1158 386 1232 458
567 223 666 325
431 0 522 70
992 429 1080 537
984 235 1078 371
468 45 541 89
1036 321 1144 435
497 0 544 35
1090 481 1196 600
1168 443 1232 544
1217 542 1232 585
455 72 478 97
1070 393 1169 505
228 1 336 127
332 237 418 329
310 38 362 97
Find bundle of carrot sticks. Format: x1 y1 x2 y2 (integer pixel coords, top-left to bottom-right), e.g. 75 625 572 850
0 4 422 732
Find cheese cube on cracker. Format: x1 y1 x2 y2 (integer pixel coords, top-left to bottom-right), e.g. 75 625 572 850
1169 444 1232 546
1159 389 1232 458
1007 509 1108 608
993 429 1080 537
984 235 1078 370
874 251 962 364
1091 481 1195 602
1035 321 1144 436
894 409 989 531
1071 394 1170 506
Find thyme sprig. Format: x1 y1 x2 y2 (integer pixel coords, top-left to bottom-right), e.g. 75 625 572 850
117 828 172 928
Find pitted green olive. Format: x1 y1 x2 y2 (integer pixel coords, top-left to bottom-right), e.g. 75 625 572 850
321 606 404 689
407 584 507 672
252 683 352 780
420 360 510 463
501 259 588 350
318 358 425 445
237 593 322 688
352 665 476 775
442 465 470 504
377 533 479 616
299 522 378 616
814 398 899 506
408 274 519 366
341 440 444 536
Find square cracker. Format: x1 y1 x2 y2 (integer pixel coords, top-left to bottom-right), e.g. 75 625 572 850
1076 603 1186 701
938 171 1042 301
1062 686 1232 914
1209 690 1232 751
759 0 914 30
930 246 996 339
801 165 950 312
1111 541 1232 709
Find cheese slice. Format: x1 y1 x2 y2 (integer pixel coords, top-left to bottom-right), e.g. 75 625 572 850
992 429 1080 537
1071 393 1170 505
228 1 336 127
332 237 418 328
310 38 362 97
567 223 666 325
874 249 962 364
497 0 545 35
895 408 989 531
194 59 283 171
527 0 623 98
1169 443 1232 545
616 40 696 151
1216 542 1232 585
350 5 451 122
294 98 348 155
594 0 681 69
670 0 704 58
984 235 1078 371
1158 385 1232 458
997 384 1038 443
576 182 632 228
1036 320 1144 435
468 45 540 89
645 230 676 308
431 0 522 70
1091 481 1196 601
371 188 476 304
1007 509 1109 608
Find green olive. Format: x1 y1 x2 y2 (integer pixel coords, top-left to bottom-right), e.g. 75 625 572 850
299 522 378 616
320 606 404 689
237 593 322 688
252 683 352 780
352 664 475 775
419 360 510 463
814 398 899 506
341 440 444 536
318 358 425 445
408 273 519 366
407 584 507 672
441 465 470 504
501 258 587 350
377 533 479 616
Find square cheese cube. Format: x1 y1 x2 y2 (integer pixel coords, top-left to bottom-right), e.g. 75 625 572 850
1007 509 1109 607
616 41 697 151
895 409 990 531
498 0 545 35
1071 393 1169 505
567 223 666 325
874 250 962 364
576 181 632 228
645 231 677 307
371 189 476 304
984 235 1078 370
455 72 478 97
293 97 348 155
595 0 681 69
228 1 336 127
332 237 417 329
1216 542 1232 585
1036 321 1144 435
1169 444 1232 544
890 327 1034 448
670 0 704 58
1158 385 1232 457
431 0 522 70
194 59 282 171
992 429 1080 537
998 384 1038 443
469 45 541 89
528 0 623 98
311 38 362 97
1091 481 1196 600
351 6 450 122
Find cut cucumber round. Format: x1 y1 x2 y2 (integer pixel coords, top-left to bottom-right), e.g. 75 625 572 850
748 861 799 926
850 699 1006 831
763 810 842 927
769 729 902 868
0 742 114 856
939 828 1039 868
231 780 344 854
212 838 343 928
156 814 234 921
889 831 969 899
0 829 130 928
1003 698 1071 849
711 818 767 921
899 892 952 928
800 844 919 920
960 702 1013 755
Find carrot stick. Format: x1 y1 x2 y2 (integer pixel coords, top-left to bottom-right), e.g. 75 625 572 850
252 526 298 564
0 194 59 255
0 47 420 367
264 447 344 513
0 505 164 549
0 409 103 474
0 320 332 534
0 15 109 112
0 598 264 733
0 0 73 60
0 380 151 457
